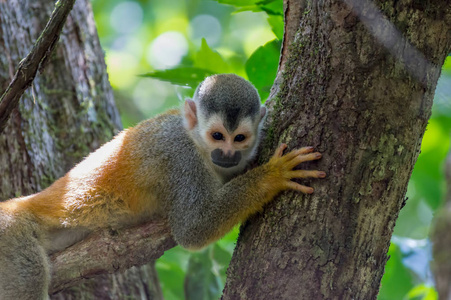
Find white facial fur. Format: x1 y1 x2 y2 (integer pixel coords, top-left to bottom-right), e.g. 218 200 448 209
193 111 262 181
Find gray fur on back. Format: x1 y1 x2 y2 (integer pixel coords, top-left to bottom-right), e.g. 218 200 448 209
0 209 50 300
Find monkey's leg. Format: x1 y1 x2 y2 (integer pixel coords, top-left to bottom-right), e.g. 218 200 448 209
0 214 50 300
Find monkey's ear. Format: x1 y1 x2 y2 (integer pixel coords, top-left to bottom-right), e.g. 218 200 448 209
259 106 266 121
184 99 197 130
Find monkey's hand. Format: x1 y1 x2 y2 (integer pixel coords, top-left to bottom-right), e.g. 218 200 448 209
264 143 325 195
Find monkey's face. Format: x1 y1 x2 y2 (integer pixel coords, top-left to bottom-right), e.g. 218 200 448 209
200 114 259 169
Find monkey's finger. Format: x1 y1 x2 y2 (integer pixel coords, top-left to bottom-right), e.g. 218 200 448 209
273 143 288 158
297 146 315 155
288 170 326 179
287 152 322 168
282 146 313 161
285 181 314 194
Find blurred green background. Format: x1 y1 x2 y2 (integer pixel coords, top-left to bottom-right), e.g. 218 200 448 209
90 0 451 298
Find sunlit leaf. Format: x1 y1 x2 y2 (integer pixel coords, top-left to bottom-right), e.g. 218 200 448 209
214 0 283 16
407 284 438 300
194 38 229 73
442 56 451 74
245 39 281 101
267 15 284 40
258 0 283 15
140 67 214 88
235 5 264 13
217 226 239 253
378 243 415 300
409 117 451 210
212 0 258 7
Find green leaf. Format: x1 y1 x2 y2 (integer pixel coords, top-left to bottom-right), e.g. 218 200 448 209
407 284 438 300
213 0 283 16
216 226 239 252
194 38 229 73
140 39 228 89
442 55 451 75
258 0 283 16
212 0 258 7
184 247 222 300
139 67 214 88
378 243 415 300
156 246 192 300
409 116 451 210
245 39 281 101
211 243 233 288
212 243 232 266
267 15 284 40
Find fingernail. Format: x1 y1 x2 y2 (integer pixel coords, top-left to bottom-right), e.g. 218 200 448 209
319 172 326 178
316 153 322 158
308 188 314 194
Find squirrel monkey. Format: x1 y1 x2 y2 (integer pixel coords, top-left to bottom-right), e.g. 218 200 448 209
0 74 325 299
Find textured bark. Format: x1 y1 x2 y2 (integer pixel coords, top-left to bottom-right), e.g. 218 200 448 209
431 150 451 300
0 0 167 298
223 0 451 299
50 220 174 298
0 0 76 132
0 0 121 197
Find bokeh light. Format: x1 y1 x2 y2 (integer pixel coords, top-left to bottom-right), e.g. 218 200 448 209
109 1 143 34
133 79 171 114
146 31 189 70
105 51 139 89
189 15 222 46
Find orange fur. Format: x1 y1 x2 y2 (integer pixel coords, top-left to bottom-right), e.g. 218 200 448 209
0 112 180 230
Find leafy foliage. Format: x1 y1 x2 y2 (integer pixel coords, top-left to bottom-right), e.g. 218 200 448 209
140 67 214 89
245 39 281 100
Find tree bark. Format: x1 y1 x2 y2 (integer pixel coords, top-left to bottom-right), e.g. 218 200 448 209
431 148 451 300
0 0 76 133
0 0 121 197
50 220 173 299
0 0 165 298
223 0 451 299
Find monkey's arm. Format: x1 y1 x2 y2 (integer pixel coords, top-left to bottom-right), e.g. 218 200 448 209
169 144 325 249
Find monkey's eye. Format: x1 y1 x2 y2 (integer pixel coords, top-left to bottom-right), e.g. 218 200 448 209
212 132 224 141
234 134 246 142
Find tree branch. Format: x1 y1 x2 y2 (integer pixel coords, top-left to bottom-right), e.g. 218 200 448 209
0 0 76 133
49 219 176 295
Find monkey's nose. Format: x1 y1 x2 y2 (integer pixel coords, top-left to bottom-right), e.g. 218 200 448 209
221 149 235 158
221 143 235 157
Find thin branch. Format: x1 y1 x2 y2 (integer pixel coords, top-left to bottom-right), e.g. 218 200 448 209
49 219 176 294
0 0 77 133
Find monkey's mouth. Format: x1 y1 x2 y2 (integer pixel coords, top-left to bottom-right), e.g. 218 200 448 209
211 149 241 168
212 159 240 168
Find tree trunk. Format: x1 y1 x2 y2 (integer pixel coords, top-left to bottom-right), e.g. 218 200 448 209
0 0 163 299
223 0 451 299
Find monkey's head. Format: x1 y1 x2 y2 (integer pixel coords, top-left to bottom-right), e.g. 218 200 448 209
184 74 266 176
